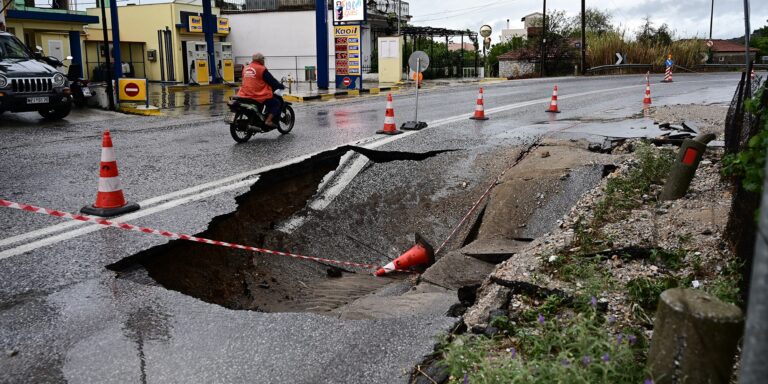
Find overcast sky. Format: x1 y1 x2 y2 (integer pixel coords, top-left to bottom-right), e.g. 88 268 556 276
408 0 768 41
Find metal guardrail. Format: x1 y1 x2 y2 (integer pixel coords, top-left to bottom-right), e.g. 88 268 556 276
586 64 653 73
696 64 768 69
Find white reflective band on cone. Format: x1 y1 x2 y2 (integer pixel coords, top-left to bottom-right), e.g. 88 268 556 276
380 261 395 274
100 147 116 162
98 177 122 192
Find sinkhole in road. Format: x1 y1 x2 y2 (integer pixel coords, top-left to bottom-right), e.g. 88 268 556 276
108 145 454 314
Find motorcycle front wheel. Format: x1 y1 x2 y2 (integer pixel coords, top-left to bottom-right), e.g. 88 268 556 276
277 105 295 134
229 112 253 143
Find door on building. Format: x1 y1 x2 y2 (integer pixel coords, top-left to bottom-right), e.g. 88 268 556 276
48 40 64 60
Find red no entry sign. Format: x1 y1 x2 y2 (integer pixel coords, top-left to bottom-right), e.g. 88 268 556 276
343 77 351 87
124 83 140 97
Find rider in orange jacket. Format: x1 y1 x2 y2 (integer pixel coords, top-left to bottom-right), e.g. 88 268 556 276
237 52 286 128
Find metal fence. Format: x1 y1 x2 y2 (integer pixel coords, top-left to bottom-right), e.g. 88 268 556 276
234 55 336 83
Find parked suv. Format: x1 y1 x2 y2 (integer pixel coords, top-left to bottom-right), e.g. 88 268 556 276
0 31 72 120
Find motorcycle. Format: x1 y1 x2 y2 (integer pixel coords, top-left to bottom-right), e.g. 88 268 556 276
37 51 91 107
225 91 295 143
65 60 92 108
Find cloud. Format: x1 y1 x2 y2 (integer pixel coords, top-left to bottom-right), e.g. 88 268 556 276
408 0 768 39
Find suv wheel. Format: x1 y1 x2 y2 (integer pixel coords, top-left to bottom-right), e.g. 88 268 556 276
39 105 72 120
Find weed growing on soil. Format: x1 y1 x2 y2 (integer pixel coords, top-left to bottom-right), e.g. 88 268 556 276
704 259 743 306
649 248 687 270
626 276 680 310
593 142 674 224
439 305 648 384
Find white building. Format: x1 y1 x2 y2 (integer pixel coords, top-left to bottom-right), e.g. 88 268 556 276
499 12 542 42
223 0 411 82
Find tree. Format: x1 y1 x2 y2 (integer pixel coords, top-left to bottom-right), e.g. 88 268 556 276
568 8 614 36
636 17 673 46
751 20 768 59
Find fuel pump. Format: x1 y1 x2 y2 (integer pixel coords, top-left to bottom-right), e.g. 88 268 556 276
186 42 209 85
214 42 234 83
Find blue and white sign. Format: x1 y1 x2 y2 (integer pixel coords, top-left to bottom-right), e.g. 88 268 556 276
665 59 674 67
333 0 366 24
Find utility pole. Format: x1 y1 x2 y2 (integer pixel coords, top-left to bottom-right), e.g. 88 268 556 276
540 0 546 77
397 0 401 36
202 0 216 84
581 0 586 75
315 0 329 89
99 0 115 111
108 0 122 80
744 0 752 97
709 0 715 39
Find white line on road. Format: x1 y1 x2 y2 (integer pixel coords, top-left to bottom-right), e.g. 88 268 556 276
0 78 737 259
0 178 258 260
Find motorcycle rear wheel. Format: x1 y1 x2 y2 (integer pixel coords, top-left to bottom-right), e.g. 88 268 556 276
277 105 295 134
229 113 253 143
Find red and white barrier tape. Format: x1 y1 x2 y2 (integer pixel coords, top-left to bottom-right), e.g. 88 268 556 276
0 199 389 272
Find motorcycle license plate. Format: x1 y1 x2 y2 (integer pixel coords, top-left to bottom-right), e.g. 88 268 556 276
81 87 92 97
26 97 49 105
224 112 236 124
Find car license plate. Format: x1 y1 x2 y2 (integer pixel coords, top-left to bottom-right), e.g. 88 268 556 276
224 112 236 124
26 97 49 105
82 87 92 97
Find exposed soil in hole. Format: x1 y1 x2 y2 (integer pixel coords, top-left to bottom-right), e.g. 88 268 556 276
108 146 451 314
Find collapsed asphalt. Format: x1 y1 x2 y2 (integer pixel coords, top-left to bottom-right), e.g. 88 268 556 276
0 73 741 383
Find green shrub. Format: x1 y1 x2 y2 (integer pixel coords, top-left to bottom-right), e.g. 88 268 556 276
440 308 648 383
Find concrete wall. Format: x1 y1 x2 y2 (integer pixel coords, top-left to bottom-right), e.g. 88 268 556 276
227 10 373 82
499 60 534 78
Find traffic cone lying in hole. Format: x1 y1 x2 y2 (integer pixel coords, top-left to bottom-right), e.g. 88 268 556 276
643 79 652 105
81 130 140 217
375 234 435 276
546 85 561 113
469 87 489 120
376 93 402 135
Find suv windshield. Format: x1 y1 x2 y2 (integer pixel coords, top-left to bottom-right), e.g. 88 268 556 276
0 35 31 60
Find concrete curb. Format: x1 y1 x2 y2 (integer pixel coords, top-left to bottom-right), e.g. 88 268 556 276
283 86 400 103
118 104 162 116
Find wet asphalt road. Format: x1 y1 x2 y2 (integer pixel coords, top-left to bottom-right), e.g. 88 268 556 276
0 73 741 383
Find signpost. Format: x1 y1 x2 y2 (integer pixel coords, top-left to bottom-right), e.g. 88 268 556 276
480 25 492 78
118 78 149 108
334 25 363 89
402 51 430 131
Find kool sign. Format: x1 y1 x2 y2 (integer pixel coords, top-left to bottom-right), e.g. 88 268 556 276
334 25 361 89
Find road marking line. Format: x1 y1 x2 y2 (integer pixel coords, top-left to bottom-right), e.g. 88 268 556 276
0 178 257 260
0 78 737 258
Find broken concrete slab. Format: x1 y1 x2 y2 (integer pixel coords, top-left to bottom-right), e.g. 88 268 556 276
333 285 458 320
420 251 497 290
461 238 529 263
463 284 511 331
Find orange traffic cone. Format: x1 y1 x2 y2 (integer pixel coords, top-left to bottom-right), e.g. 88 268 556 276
375 234 435 276
376 94 402 135
546 85 561 113
81 130 140 217
643 79 652 105
469 88 489 120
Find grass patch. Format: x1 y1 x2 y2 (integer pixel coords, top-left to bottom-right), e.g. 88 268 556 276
649 248 687 270
626 276 682 310
705 259 743 306
439 306 649 383
593 142 674 224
